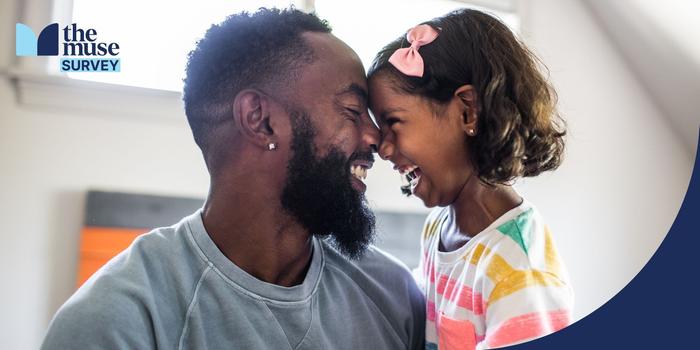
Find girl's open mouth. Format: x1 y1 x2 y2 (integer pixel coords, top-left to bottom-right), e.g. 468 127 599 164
399 165 422 196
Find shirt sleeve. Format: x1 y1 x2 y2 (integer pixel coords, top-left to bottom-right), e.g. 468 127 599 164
479 270 573 349
41 282 156 350
407 274 427 350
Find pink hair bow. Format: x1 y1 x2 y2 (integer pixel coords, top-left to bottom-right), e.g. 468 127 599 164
388 24 439 77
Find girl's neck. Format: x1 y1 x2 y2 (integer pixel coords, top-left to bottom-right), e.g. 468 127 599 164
449 172 523 239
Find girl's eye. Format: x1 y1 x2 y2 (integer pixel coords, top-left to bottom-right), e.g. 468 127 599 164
385 117 400 127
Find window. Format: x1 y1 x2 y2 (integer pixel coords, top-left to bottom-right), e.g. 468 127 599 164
65 0 298 91
64 0 517 91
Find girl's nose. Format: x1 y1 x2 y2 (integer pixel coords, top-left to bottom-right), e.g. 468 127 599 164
360 113 380 154
378 134 395 161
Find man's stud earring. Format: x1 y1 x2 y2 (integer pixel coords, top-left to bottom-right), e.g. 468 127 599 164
268 143 277 151
467 129 475 135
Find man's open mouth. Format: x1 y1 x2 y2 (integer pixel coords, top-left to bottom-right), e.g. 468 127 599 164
350 164 368 181
350 160 372 184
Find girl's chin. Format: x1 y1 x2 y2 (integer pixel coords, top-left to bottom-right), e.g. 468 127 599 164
420 199 439 208
408 175 443 208
411 177 433 207
414 188 439 208
415 184 452 208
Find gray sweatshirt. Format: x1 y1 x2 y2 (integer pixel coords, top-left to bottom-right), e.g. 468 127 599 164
42 210 425 349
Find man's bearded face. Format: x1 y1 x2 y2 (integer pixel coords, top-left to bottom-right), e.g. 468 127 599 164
281 111 375 259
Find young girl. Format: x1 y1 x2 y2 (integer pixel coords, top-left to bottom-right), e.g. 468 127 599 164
368 9 573 349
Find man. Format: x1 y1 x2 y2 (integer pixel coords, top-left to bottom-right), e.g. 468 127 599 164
42 8 425 350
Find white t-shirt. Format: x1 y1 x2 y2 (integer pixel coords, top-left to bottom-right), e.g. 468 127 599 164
419 200 574 349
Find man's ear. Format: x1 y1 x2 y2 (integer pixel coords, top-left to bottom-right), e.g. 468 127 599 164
454 85 479 136
232 89 275 149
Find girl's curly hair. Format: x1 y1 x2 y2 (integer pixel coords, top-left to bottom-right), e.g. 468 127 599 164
368 9 566 185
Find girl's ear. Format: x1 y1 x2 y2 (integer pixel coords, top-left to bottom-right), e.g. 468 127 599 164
454 85 478 136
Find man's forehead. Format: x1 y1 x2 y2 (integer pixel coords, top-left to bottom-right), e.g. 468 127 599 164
336 83 368 105
301 32 359 61
299 33 367 100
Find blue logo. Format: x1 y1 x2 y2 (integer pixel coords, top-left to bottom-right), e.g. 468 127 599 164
16 23 59 56
16 22 120 72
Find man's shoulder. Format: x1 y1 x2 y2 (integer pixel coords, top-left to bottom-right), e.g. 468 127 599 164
320 240 426 348
42 215 206 349
357 244 414 278
94 219 203 287
83 215 209 304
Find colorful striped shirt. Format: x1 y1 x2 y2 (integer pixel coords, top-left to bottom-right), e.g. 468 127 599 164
418 200 573 349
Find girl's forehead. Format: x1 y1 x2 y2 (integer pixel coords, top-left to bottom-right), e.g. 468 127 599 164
369 78 419 105
368 75 402 102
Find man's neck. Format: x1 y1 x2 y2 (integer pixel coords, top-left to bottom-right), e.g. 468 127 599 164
201 186 314 287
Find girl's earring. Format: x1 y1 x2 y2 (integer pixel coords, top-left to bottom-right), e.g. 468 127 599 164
467 129 475 136
268 143 277 151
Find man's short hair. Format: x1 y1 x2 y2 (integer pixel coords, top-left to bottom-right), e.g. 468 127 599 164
183 8 332 154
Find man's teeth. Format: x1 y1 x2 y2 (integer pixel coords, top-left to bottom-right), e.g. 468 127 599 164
350 165 368 181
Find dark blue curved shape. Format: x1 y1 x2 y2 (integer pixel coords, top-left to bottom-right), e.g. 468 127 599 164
509 130 700 349
37 23 58 56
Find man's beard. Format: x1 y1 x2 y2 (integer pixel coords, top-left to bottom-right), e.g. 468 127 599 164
281 111 375 260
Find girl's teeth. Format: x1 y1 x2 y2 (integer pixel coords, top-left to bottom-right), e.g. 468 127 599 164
408 170 420 187
399 169 420 196
404 168 420 182
400 165 418 175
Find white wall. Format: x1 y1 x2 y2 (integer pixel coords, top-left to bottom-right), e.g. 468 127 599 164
0 0 694 348
516 0 693 321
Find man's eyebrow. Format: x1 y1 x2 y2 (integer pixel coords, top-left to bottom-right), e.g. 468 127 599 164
335 83 368 105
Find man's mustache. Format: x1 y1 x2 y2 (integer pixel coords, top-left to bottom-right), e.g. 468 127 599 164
348 150 375 164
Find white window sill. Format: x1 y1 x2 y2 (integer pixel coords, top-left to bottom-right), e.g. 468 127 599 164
5 69 185 121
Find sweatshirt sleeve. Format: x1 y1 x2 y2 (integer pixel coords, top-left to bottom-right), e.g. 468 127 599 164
41 279 157 350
